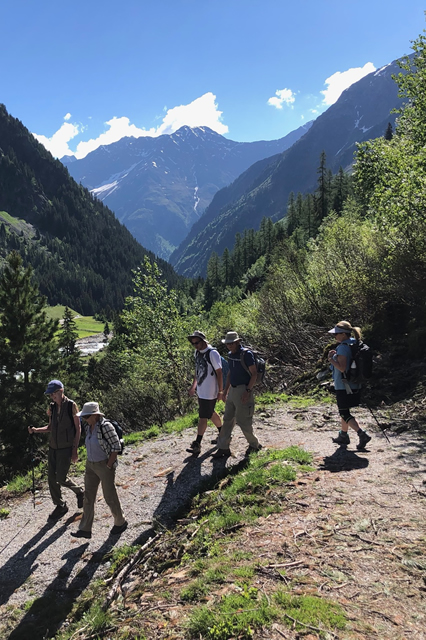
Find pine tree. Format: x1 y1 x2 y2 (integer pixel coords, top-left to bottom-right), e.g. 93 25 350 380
315 151 329 224
58 306 84 394
384 122 393 141
0 252 59 467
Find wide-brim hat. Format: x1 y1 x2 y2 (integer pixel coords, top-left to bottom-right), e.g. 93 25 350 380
222 331 241 344
187 330 207 343
77 401 104 417
45 379 64 395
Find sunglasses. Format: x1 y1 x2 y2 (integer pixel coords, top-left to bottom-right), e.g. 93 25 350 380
192 340 201 345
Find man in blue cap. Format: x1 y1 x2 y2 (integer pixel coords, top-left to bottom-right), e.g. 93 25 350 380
28 379 84 520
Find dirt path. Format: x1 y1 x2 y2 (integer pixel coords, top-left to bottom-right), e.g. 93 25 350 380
0 404 425 638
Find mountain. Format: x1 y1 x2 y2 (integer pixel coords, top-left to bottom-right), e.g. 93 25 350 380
63 123 313 259
171 57 408 277
0 104 179 315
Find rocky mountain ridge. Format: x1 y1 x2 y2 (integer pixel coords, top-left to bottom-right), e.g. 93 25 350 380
63 123 313 258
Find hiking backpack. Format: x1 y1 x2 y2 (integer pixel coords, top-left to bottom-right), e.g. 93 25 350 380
203 349 230 389
240 347 266 386
346 340 373 384
99 419 125 455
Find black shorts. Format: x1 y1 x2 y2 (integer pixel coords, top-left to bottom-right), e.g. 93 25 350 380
198 398 217 419
335 389 361 410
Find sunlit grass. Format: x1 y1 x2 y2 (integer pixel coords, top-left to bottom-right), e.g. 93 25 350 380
256 390 333 408
45 305 105 338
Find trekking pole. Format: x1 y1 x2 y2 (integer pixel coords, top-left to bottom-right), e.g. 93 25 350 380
29 429 36 509
364 403 391 444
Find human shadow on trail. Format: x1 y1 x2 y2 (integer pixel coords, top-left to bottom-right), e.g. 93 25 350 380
152 447 251 529
152 448 216 528
8 533 118 640
0 514 77 607
319 448 370 473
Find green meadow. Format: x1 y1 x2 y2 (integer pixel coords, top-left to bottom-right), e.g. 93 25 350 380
45 305 104 339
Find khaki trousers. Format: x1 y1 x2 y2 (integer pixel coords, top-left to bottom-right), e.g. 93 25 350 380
48 447 83 507
217 385 259 450
79 460 126 533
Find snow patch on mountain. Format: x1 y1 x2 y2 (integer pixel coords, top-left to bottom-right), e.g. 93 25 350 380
92 181 119 198
374 63 392 76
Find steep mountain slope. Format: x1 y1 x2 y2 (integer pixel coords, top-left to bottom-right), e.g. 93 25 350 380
64 124 312 258
171 58 407 277
0 104 179 315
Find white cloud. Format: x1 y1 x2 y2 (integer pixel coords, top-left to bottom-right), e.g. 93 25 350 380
64 113 71 121
33 92 228 159
267 88 295 110
74 116 157 158
155 92 228 136
33 120 79 158
321 62 376 106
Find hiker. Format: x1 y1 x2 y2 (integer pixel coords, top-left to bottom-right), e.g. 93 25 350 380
70 402 127 539
212 331 262 459
328 321 371 450
187 331 223 455
28 379 84 520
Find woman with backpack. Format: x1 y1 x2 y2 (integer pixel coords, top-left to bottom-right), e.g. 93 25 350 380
328 321 371 450
70 402 127 539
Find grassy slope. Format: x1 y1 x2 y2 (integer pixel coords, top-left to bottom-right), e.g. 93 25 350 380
45 305 104 338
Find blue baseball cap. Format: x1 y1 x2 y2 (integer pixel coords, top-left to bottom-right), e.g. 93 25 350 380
45 379 64 395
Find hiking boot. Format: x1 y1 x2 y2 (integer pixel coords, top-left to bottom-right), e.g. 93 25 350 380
332 431 350 446
70 529 92 539
77 492 84 509
186 441 201 455
245 444 263 457
357 431 372 451
48 503 68 520
211 448 231 459
110 521 128 536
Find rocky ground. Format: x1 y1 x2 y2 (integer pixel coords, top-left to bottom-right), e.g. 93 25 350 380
0 402 425 639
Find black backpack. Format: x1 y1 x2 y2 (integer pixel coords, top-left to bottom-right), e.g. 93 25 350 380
240 347 266 386
346 340 373 384
99 419 125 455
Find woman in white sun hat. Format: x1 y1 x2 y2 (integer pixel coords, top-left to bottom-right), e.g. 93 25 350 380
70 402 127 539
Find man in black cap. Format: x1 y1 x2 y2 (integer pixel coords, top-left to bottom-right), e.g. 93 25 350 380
28 379 84 520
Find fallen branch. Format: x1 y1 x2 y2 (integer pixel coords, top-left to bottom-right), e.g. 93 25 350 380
103 534 160 609
266 560 305 569
283 612 338 638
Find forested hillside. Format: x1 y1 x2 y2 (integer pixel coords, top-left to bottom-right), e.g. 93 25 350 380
0 104 179 315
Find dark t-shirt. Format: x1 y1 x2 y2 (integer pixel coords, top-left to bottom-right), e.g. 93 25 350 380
228 347 255 386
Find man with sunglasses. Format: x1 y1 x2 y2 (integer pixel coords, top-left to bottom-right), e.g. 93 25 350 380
28 379 84 520
187 331 223 455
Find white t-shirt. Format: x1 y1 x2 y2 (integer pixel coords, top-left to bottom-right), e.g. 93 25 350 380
194 345 222 400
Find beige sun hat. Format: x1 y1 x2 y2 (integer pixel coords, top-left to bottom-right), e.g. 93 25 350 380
76 401 104 417
187 330 207 343
221 331 242 344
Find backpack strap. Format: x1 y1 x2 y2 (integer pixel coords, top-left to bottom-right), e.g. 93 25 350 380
239 347 255 374
203 348 217 377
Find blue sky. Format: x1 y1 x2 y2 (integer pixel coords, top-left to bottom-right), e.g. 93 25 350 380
1 0 424 158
